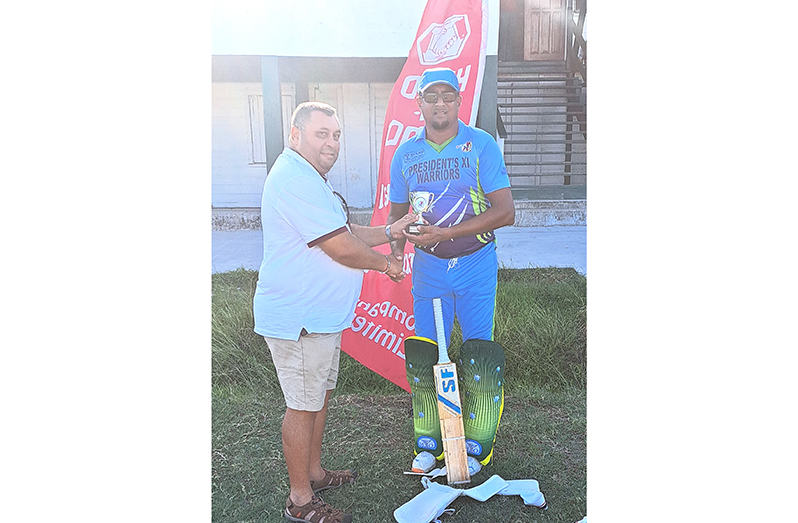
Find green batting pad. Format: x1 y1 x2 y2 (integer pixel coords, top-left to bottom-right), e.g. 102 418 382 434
404 337 443 460
459 339 506 465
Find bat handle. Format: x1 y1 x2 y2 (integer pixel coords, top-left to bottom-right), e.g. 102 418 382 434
432 298 448 363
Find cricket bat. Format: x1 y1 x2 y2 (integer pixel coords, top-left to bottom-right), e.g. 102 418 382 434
432 298 470 485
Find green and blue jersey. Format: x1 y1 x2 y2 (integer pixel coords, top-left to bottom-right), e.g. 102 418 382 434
389 121 510 259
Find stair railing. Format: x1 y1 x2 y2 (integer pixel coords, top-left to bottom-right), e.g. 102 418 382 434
496 107 508 155
496 107 507 140
566 0 587 85
563 0 587 183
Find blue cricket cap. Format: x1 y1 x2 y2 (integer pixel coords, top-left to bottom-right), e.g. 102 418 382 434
418 68 460 94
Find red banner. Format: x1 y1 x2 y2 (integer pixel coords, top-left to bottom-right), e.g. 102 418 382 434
341 0 488 391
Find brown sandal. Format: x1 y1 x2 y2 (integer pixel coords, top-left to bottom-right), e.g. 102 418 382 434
285 495 352 523
310 468 357 494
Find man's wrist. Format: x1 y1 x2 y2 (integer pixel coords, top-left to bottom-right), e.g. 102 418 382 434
385 224 393 241
442 224 456 241
380 254 391 274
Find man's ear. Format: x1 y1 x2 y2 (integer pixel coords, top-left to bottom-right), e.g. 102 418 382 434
289 125 300 147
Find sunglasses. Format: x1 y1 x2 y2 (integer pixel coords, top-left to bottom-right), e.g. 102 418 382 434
421 91 459 104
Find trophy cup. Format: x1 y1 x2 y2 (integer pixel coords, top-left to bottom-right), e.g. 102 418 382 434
407 191 435 235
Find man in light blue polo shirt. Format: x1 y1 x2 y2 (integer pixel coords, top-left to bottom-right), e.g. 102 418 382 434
253 101 416 523
387 68 516 467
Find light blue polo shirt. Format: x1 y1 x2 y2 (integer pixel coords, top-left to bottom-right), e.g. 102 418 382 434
253 147 363 341
388 121 510 259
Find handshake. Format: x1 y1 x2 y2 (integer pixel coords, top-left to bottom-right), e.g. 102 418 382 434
381 210 428 282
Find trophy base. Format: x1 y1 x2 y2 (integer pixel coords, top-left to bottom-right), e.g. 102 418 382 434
406 224 423 235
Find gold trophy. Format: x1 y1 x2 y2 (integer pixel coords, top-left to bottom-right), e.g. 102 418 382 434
407 191 435 235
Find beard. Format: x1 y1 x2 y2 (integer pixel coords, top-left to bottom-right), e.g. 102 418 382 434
428 118 451 131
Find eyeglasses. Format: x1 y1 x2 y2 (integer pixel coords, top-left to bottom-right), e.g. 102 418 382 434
421 91 459 104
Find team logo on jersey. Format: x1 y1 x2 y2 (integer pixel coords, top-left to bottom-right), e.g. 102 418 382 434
456 141 473 152
404 149 425 163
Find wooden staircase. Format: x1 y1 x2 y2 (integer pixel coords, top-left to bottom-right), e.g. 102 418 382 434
497 60 586 198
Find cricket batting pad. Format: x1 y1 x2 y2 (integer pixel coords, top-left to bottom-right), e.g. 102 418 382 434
459 339 505 465
404 336 443 460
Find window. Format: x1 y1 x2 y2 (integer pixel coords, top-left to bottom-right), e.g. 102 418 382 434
248 94 267 164
248 84 296 165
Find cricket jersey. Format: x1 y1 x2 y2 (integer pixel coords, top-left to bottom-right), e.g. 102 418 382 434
388 121 510 259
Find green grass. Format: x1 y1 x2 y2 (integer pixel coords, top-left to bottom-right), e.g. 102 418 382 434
212 268 586 522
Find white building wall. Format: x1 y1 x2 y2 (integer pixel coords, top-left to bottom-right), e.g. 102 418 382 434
212 83 269 207
212 80 393 209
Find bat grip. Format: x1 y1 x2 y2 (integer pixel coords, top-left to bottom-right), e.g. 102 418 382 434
432 298 448 363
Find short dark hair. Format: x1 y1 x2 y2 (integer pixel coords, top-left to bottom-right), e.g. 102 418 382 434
291 101 337 132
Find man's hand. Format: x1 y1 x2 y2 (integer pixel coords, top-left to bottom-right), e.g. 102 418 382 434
387 211 420 261
387 211 420 241
384 253 405 282
387 254 404 282
400 187 515 249
403 223 449 247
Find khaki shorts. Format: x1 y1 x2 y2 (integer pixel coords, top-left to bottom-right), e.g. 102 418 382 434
264 331 342 412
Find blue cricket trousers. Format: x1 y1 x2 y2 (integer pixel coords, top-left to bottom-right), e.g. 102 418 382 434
411 242 498 346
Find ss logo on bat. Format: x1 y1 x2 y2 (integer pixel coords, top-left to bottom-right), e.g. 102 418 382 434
439 368 455 392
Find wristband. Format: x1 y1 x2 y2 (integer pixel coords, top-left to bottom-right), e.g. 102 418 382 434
380 254 391 274
385 224 393 241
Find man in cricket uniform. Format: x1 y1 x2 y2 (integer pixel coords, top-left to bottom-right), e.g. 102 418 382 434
387 68 515 466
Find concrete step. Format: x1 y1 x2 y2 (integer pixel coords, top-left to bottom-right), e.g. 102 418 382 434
513 199 586 227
